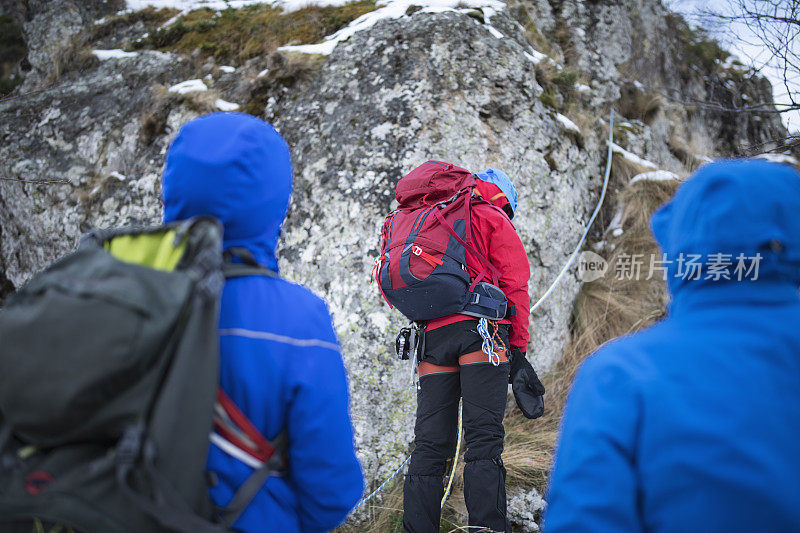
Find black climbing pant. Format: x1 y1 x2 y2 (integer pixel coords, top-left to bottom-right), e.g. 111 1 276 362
403 321 511 533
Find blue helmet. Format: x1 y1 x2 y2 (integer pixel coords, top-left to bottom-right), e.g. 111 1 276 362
476 168 518 217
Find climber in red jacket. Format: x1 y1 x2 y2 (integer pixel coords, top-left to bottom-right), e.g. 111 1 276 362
398 165 545 533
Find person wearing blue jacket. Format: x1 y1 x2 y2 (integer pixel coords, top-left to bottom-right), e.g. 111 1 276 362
162 112 364 532
546 159 800 532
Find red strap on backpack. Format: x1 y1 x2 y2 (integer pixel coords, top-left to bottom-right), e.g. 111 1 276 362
214 388 278 464
431 207 500 288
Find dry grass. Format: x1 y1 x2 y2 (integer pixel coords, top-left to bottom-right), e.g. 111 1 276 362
610 152 655 184
617 83 662 124
133 1 377 64
48 36 99 83
337 481 405 533
241 51 327 116
138 84 222 143
89 7 180 42
508 2 553 57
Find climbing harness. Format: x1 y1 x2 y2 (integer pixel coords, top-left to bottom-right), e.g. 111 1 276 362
355 109 617 512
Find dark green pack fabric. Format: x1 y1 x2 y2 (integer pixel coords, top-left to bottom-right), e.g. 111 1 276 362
0 218 232 533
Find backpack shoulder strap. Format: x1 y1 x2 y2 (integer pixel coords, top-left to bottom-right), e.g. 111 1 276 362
223 247 279 279
217 432 287 527
213 388 288 527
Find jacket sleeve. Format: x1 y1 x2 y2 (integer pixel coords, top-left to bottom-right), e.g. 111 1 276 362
545 350 642 532
286 300 364 532
475 207 531 349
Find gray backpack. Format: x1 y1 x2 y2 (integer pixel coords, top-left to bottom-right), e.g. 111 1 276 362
0 218 284 532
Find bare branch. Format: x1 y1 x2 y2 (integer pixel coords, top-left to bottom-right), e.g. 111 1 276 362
0 174 72 185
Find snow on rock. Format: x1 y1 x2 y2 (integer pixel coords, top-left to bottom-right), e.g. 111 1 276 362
629 170 679 185
486 25 504 39
606 207 624 237
218 65 235 73
92 49 139 60
279 0 504 55
526 47 548 63
127 1 276 10
168 79 208 94
611 143 658 169
215 99 241 111
755 153 799 167
257 68 270 78
555 113 581 134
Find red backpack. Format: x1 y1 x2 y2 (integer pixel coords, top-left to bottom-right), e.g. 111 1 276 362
373 161 510 322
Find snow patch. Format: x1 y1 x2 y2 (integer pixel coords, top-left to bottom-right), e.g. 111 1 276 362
524 47 547 64
127 1 277 10
218 65 235 73
606 207 624 237
168 79 208 94
555 113 581 134
611 143 658 169
92 49 139 60
279 0 505 55
755 153 799 166
109 171 127 181
215 99 240 111
257 68 270 78
629 170 679 185
486 25 504 39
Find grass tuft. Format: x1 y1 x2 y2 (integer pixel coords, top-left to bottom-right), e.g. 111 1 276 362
617 83 661 124
133 1 377 64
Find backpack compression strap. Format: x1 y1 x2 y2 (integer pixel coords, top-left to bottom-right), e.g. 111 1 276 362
431 208 501 288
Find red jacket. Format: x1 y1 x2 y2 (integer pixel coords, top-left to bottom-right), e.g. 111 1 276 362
427 177 531 350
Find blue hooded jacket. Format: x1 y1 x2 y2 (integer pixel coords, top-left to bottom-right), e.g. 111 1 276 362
163 112 364 532
546 160 800 532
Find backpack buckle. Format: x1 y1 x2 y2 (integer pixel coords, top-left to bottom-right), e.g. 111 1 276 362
412 245 422 256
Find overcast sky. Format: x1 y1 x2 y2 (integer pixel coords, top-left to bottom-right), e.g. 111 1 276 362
664 0 799 135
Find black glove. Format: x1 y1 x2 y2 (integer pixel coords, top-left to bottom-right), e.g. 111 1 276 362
509 347 546 419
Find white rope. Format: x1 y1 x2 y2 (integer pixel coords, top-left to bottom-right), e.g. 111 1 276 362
441 400 463 509
529 108 616 313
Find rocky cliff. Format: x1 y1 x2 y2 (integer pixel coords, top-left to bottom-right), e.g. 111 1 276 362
0 0 788 529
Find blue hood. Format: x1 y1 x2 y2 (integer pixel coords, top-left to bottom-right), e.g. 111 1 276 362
162 112 292 272
651 159 800 298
